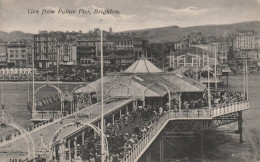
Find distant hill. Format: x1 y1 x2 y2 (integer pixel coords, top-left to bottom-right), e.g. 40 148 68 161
0 31 33 42
121 21 260 43
1 21 260 43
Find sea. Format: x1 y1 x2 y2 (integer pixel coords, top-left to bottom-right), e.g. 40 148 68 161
0 75 259 161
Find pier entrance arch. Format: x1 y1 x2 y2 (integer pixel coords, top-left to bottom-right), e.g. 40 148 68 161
48 121 109 161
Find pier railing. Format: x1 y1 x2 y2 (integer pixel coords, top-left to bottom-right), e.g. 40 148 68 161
120 100 249 162
0 100 250 153
199 77 220 82
0 99 104 147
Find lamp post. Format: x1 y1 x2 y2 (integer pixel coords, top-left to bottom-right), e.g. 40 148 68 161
100 19 105 162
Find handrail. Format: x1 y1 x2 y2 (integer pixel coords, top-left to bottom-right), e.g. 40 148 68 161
0 101 250 154
0 98 111 147
120 100 249 162
121 111 170 162
200 77 220 81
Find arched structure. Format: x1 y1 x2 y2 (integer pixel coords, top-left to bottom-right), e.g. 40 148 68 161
33 84 64 113
107 83 137 110
73 84 99 112
48 121 109 161
143 83 173 111
176 54 201 68
1 110 35 160
199 71 218 80
107 83 134 99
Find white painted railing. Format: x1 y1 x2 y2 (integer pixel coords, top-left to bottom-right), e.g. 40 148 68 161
0 101 250 154
0 99 109 147
120 100 249 162
200 77 220 82
121 111 170 162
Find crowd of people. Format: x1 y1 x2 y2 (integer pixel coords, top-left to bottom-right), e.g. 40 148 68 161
60 89 247 161
69 105 165 162
75 93 93 110
180 89 246 111
46 87 246 162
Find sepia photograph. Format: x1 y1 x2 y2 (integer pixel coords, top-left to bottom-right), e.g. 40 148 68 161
0 0 259 161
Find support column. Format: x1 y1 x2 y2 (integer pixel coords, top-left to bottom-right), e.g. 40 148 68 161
59 140 66 162
119 110 122 118
71 101 73 114
74 137 77 159
112 114 115 125
203 53 205 66
179 93 182 112
160 138 164 162
94 130 97 139
53 145 56 161
227 73 229 87
68 139 71 161
104 119 106 133
238 111 243 143
82 131 85 145
126 105 128 113
201 132 204 161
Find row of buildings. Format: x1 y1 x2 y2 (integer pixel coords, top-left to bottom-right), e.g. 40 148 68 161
1 29 259 73
0 40 33 68
34 29 143 70
167 30 260 72
0 28 144 71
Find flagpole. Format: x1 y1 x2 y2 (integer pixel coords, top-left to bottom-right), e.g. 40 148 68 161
246 58 248 100
207 46 211 109
243 58 246 98
214 44 217 89
27 47 30 103
100 19 105 162
1 84 4 124
32 44 35 117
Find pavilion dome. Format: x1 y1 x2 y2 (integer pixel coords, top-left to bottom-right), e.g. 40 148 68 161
124 57 163 73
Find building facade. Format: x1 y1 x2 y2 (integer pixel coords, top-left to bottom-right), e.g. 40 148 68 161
7 40 30 68
57 42 77 66
233 30 259 62
174 39 190 50
234 30 257 50
34 31 58 69
0 42 7 67
210 42 228 64
75 33 142 68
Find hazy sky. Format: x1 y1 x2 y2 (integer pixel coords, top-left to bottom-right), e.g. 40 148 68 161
0 0 260 33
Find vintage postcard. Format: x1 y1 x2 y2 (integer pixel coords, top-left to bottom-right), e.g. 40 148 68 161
0 0 259 161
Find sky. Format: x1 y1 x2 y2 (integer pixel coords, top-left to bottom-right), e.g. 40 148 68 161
0 0 260 33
